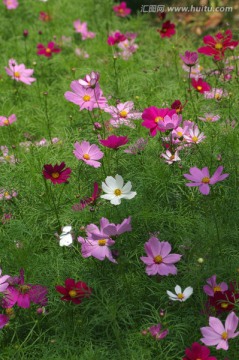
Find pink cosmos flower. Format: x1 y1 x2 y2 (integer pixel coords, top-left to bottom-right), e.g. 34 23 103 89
104 101 141 128
0 314 9 329
37 42 61 57
140 237 182 276
180 51 198 67
183 342 218 360
142 107 177 136
0 114 16 127
73 141 104 168
157 21 176 38
0 269 10 293
99 135 129 149
72 182 101 211
5 59 36 85
39 11 51 22
113 2 131 17
182 63 203 80
198 30 238 61
204 88 228 100
183 125 206 144
117 39 138 60
78 71 100 89
107 31 127 46
191 78 211 93
124 138 148 155
183 166 229 195
78 236 116 263
0 189 17 200
73 20 95 40
148 324 169 340
203 275 228 297
0 146 16 164
86 217 131 240
200 311 239 350
75 48 89 58
198 114 220 122
161 150 181 165
64 82 107 111
3 0 18 9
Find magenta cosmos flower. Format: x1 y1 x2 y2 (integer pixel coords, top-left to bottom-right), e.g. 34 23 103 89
55 278 92 304
203 275 228 297
43 162 72 184
72 182 101 211
99 135 129 149
157 21 176 38
184 166 229 195
64 82 107 111
198 30 238 61
5 59 36 85
3 0 18 9
37 42 61 57
107 31 126 46
0 314 9 329
73 20 95 40
192 78 211 93
180 51 198 67
73 141 104 168
148 323 169 340
140 237 181 276
0 269 10 293
142 107 177 136
85 217 132 240
0 114 16 127
183 342 218 360
113 2 131 17
200 311 239 350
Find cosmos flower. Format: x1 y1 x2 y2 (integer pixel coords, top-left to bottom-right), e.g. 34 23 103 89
0 189 17 200
85 217 132 240
182 63 203 80
101 174 136 205
37 42 61 57
0 269 10 293
198 114 220 122
78 236 117 263
204 88 228 100
200 312 239 350
161 150 181 165
43 162 72 184
113 1 131 17
3 0 18 9
203 275 228 297
104 101 142 128
55 278 92 304
140 237 181 276
180 51 198 67
183 125 206 144
117 39 138 60
183 166 229 195
73 141 104 168
99 135 129 149
183 342 218 360
148 324 169 340
0 314 9 329
5 59 36 85
167 285 193 302
0 146 17 164
157 20 176 38
72 182 101 211
107 31 127 46
209 289 239 314
191 78 211 93
0 114 16 127
73 19 95 40
78 71 100 89
141 107 177 136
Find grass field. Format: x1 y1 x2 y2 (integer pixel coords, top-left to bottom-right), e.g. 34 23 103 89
0 1 239 359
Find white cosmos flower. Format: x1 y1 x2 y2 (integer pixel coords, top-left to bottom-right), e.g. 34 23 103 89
166 285 193 302
101 174 137 206
59 225 73 247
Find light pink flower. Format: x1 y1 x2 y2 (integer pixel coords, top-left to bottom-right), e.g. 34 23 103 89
78 71 100 89
5 59 36 85
148 323 169 340
200 312 239 350
117 39 138 60
0 146 17 164
204 88 228 100
0 269 10 293
73 141 104 168
104 101 142 128
86 217 132 240
182 64 203 80
0 114 16 127
73 20 95 40
161 150 181 165
3 0 18 10
183 125 206 144
0 189 17 200
75 48 89 58
140 237 182 276
203 275 228 297
198 114 220 122
78 236 117 263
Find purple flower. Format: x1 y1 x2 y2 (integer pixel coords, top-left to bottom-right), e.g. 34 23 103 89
180 51 198 67
203 275 228 297
0 269 10 293
148 323 169 340
0 314 9 329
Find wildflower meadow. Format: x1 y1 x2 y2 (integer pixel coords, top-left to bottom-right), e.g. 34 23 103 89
1 0 239 359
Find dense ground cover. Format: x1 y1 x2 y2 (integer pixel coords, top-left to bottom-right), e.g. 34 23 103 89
0 1 239 359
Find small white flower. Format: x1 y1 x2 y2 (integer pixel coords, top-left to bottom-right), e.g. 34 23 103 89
101 174 137 206
59 226 73 247
161 150 181 165
166 285 193 302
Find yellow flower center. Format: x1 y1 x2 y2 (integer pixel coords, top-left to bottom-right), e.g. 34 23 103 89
4 191 9 197
192 136 198 142
69 290 77 298
83 153 90 160
46 48 52 54
14 72 20 78
206 117 212 122
177 131 183 137
4 156 11 161
215 93 221 100
177 293 184 299
83 95 91 102
5 308 14 316
19 285 31 294
3 119 9 125
155 116 163 123
114 189 122 196
119 110 128 118
170 155 175 161
221 302 229 309
154 255 163 264
215 43 223 50
197 86 202 91
119 8 124 13
221 331 228 340
213 286 221 292
98 239 106 246
51 172 60 179
202 177 210 184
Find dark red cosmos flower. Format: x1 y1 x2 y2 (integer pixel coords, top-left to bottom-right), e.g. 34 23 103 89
72 182 101 211
43 162 71 184
37 42 61 57
99 135 129 149
198 30 239 61
55 278 92 304
39 12 52 22
171 100 187 114
209 289 239 314
157 20 176 38
191 78 211 93
183 342 217 360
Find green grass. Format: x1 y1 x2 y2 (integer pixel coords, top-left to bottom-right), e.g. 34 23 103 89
0 0 239 359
